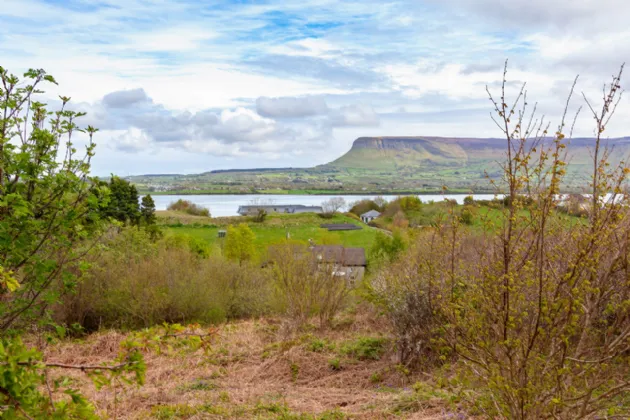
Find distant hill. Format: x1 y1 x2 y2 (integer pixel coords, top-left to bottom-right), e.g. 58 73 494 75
129 135 630 195
324 136 630 172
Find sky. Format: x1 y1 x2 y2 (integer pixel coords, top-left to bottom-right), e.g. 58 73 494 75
2 0 630 176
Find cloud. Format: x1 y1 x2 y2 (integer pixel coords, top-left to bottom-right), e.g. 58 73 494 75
256 96 329 118
99 91 334 158
111 127 153 152
102 88 151 108
433 0 630 32
245 54 385 88
329 104 380 127
3 0 629 174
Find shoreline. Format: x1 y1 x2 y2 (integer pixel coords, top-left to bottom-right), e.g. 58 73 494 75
140 190 499 196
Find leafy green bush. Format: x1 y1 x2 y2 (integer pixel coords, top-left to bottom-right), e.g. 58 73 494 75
307 338 334 353
328 358 342 371
369 231 407 268
340 337 388 360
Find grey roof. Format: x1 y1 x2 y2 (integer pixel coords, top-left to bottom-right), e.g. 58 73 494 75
238 204 320 209
311 245 366 266
361 210 381 218
237 204 323 214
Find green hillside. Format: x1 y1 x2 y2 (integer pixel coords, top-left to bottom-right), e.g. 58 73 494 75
326 137 469 170
130 136 630 194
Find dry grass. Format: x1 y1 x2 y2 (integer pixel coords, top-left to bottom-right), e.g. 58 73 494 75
42 308 466 419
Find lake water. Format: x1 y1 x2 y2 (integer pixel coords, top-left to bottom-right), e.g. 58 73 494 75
151 194 503 217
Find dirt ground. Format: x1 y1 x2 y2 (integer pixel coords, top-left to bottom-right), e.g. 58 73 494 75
43 310 466 419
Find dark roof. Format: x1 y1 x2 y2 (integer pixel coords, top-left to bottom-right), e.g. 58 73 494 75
311 246 366 266
319 223 362 231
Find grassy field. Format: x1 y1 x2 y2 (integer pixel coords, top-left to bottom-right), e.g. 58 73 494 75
158 212 382 259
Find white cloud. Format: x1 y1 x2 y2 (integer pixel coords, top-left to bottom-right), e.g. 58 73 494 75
111 128 153 152
2 0 629 174
256 96 329 118
330 104 380 127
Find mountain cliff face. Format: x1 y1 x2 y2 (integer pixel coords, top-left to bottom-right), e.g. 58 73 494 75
326 136 630 172
327 136 482 170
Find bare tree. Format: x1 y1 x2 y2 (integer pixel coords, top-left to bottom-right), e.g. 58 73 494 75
322 197 347 216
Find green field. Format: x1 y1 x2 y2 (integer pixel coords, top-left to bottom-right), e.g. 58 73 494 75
159 212 381 259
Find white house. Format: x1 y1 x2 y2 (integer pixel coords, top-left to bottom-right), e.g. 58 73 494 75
360 210 381 224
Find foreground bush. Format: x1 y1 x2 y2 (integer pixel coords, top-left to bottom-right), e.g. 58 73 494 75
372 65 630 418
267 242 351 329
57 229 270 329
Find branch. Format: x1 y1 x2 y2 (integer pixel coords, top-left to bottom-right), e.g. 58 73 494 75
6 360 138 371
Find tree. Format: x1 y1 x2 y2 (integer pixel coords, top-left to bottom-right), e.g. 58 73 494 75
102 175 140 224
0 67 106 330
321 197 346 217
253 208 267 223
140 194 156 225
0 65 146 417
348 199 381 216
224 223 255 264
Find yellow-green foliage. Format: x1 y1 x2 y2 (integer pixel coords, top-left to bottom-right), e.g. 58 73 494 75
224 223 256 263
372 65 630 418
57 228 270 329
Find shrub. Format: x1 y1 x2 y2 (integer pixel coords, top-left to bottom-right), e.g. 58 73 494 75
392 210 409 229
373 64 630 418
56 228 270 329
307 338 334 352
328 358 342 371
167 199 211 217
459 207 474 225
266 242 350 329
253 208 267 223
369 230 407 268
340 337 388 360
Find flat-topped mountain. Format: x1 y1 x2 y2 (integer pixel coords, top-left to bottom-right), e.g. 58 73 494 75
325 136 630 172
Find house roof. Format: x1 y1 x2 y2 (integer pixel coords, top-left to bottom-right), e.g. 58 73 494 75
361 210 381 218
311 245 366 266
238 204 321 209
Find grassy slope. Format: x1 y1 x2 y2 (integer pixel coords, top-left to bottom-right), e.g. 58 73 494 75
326 140 468 170
44 308 459 419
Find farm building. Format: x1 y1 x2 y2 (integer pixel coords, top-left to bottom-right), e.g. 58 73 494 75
237 204 323 216
310 245 367 283
360 210 381 223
